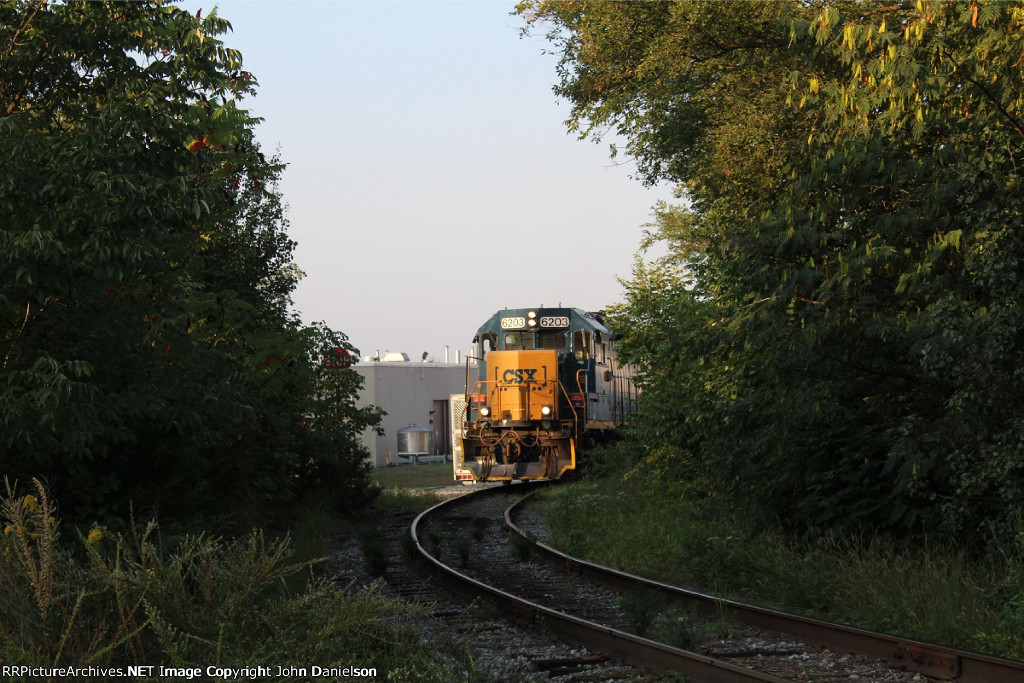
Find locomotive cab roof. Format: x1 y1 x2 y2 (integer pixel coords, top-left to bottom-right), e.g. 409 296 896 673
473 307 612 340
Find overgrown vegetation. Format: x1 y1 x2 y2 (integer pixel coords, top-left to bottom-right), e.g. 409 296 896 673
521 0 1024 663
539 472 1024 660
0 0 381 528
0 3 442 674
0 479 472 679
520 0 1024 545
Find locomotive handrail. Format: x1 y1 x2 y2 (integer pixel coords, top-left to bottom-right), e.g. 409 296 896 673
556 378 580 426
573 368 589 426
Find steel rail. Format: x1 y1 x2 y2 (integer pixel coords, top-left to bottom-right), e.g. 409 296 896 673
411 483 789 683
506 489 1024 683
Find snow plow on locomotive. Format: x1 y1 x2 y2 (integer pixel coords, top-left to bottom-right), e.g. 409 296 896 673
453 307 638 483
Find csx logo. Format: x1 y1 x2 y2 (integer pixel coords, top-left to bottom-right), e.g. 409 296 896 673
502 368 538 383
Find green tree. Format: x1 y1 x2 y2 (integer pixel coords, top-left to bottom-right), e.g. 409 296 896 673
1 1 379 525
523 0 1024 541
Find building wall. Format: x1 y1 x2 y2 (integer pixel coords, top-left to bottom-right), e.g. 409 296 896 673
353 362 469 467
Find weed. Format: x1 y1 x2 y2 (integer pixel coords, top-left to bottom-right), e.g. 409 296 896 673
288 490 340 567
469 596 503 621
400 529 420 560
359 523 389 577
423 527 445 558
654 607 705 651
998 523 1024 659
619 589 661 636
470 516 490 542
703 601 739 639
507 530 532 561
454 537 472 567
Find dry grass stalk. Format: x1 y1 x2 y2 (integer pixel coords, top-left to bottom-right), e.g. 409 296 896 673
2 477 56 621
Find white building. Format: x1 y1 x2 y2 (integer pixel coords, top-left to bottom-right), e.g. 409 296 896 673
353 355 469 467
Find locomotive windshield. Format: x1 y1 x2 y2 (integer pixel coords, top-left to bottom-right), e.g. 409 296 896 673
503 330 568 351
537 331 567 350
503 331 533 349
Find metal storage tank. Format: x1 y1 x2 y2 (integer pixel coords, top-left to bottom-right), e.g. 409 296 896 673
397 424 433 464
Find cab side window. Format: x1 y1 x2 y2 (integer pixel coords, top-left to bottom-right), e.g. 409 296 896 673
480 332 497 356
573 330 591 360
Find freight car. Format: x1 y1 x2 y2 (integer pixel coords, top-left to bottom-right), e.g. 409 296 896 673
453 306 638 483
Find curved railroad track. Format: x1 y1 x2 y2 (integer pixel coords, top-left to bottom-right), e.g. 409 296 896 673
411 483 1024 682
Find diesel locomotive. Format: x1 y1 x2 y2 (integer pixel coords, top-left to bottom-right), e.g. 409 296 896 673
453 306 638 483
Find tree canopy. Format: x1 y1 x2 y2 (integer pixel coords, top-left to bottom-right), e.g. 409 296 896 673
1 1 380 525
521 0 1024 541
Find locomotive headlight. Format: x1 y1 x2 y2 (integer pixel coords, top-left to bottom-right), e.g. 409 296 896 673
479 405 490 418
540 404 553 417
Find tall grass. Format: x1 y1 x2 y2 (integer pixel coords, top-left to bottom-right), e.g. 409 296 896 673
539 476 1024 660
0 477 472 679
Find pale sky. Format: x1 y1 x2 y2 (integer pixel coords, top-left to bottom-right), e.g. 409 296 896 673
186 1 673 361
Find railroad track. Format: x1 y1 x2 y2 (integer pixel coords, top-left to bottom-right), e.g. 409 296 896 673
411 483 1024 682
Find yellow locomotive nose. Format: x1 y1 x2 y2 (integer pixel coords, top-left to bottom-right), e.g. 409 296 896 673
459 347 576 481
487 350 558 422
455 305 639 484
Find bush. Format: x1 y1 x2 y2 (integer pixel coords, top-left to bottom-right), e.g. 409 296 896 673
0 478 463 675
